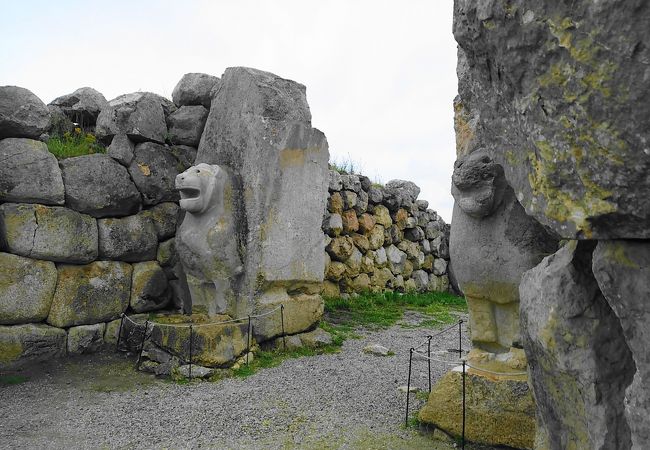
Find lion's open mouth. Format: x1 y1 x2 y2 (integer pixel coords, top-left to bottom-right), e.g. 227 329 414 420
178 187 201 200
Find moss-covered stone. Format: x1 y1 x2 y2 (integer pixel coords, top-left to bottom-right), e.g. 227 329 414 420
252 288 324 341
0 323 66 370
130 261 170 313
67 323 105 354
47 261 132 328
0 203 98 263
419 369 535 449
0 252 57 325
149 314 248 367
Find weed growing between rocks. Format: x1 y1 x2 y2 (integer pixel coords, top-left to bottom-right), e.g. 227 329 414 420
0 374 28 385
324 291 467 329
47 127 105 159
230 345 342 379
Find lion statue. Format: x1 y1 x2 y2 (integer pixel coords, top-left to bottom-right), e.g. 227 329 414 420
175 163 243 317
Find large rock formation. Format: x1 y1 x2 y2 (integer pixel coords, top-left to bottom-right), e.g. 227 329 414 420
452 1 650 448
0 86 50 139
195 67 329 327
453 1 650 240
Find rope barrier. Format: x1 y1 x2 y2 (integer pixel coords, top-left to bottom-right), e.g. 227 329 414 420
119 305 284 329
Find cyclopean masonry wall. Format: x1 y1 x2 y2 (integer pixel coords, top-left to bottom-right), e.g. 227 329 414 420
323 172 450 297
426 2 650 449
0 68 452 372
0 78 209 370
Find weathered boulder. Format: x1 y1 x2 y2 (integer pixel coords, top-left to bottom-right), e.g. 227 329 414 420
47 261 132 328
97 213 158 262
366 224 385 250
0 138 64 205
383 180 420 211
372 205 392 228
0 203 97 263
520 241 634 449
328 170 342 191
67 323 105 354
419 369 535 449
0 86 50 139
386 244 407 275
252 290 324 341
96 92 168 144
367 186 383 204
592 240 650 448
60 154 141 217
49 87 108 126
130 261 170 313
0 323 66 370
196 67 329 322
149 317 248 368
156 238 178 270
172 73 220 108
0 253 57 325
341 209 359 233
139 202 179 240
327 192 344 214
453 1 650 239
322 213 343 237
128 142 181 206
169 145 197 171
106 133 135 166
167 105 208 146
340 174 361 193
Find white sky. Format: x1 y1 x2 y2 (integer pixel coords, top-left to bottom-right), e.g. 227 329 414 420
1 0 458 221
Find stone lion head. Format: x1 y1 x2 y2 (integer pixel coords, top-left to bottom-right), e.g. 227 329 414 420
451 149 507 218
175 163 226 214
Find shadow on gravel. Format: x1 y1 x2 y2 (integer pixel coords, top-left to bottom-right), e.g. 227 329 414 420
0 351 160 393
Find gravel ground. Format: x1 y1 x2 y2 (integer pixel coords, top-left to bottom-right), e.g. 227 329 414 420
0 313 487 450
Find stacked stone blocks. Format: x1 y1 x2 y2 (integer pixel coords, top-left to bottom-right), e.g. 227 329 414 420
323 171 450 297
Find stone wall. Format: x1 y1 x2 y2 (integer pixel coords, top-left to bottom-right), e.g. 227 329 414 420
0 78 212 369
0 69 452 370
322 171 450 296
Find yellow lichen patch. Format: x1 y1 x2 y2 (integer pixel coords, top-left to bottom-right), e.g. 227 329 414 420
279 148 306 168
454 100 475 157
137 163 151 176
419 370 535 449
462 280 520 305
603 242 639 269
527 141 616 237
0 341 23 364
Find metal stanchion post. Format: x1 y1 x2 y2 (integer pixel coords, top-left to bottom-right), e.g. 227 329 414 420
189 325 193 381
116 314 125 352
136 320 149 369
246 315 251 365
405 348 414 427
280 304 287 351
462 360 466 449
458 319 463 355
427 335 432 392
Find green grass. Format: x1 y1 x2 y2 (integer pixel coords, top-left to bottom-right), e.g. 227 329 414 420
231 344 342 379
329 154 360 175
0 374 29 386
47 128 106 159
324 291 467 329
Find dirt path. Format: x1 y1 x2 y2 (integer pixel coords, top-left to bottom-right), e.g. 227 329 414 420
0 316 490 449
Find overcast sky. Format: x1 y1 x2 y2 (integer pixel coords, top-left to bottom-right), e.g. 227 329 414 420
1 0 458 221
